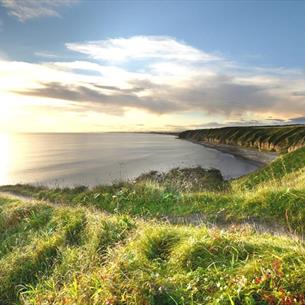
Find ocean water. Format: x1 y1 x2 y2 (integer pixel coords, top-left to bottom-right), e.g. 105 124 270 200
0 133 261 187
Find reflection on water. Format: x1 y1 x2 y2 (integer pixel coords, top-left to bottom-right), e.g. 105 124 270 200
0 133 11 185
0 133 259 187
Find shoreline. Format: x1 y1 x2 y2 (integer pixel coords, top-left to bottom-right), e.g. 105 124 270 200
181 139 278 167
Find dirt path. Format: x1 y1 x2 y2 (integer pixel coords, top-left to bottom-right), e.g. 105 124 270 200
0 191 37 203
161 213 302 240
0 191 302 241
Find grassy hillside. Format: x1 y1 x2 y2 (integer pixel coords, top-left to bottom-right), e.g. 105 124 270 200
2 146 305 233
179 125 305 153
1 145 305 304
0 196 305 305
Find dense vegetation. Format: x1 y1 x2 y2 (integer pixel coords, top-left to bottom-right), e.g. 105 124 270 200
179 125 305 153
1 145 305 304
135 167 224 192
1 196 305 305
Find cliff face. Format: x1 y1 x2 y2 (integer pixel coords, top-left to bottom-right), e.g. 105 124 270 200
179 125 305 153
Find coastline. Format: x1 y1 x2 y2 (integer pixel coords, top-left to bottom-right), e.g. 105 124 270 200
181 139 278 167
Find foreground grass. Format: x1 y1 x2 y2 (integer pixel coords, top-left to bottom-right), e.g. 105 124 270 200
0 196 305 305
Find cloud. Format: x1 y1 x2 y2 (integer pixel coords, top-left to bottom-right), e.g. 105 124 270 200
292 91 305 97
165 77 278 116
11 71 305 120
165 118 303 132
0 0 77 22
2 36 305 131
66 36 221 63
287 116 305 124
14 81 184 115
34 51 59 58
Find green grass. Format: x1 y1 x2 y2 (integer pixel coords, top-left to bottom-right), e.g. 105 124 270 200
3 147 305 233
232 146 305 189
0 197 305 305
179 125 305 152
1 144 305 303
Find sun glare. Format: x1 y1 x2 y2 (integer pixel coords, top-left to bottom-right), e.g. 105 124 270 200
0 133 11 185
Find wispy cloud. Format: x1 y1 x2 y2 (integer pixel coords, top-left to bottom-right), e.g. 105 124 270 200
34 51 59 58
287 116 305 124
0 0 77 22
66 36 221 63
14 80 184 115
165 117 305 132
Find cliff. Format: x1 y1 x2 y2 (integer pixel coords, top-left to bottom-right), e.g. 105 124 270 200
179 125 305 153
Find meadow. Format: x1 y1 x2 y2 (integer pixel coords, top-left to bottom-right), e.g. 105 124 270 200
1 144 305 304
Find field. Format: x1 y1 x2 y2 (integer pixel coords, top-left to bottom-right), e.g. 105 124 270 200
1 145 305 304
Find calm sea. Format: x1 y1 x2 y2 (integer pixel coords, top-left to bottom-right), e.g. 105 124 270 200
0 133 260 187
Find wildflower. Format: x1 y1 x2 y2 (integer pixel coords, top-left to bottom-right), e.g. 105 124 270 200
105 296 116 305
158 286 165 293
255 277 262 284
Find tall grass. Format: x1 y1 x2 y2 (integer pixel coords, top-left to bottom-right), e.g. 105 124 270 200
0 197 305 305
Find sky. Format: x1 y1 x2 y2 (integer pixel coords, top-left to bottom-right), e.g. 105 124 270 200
1 0 305 132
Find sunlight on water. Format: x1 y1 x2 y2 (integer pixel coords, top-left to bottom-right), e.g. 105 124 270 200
0 133 261 187
0 133 11 185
